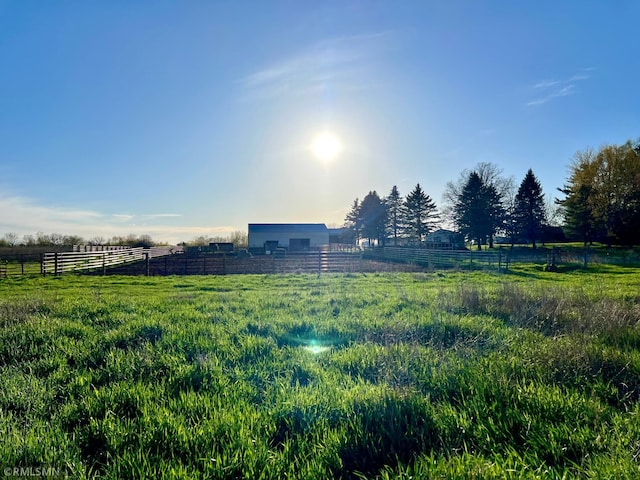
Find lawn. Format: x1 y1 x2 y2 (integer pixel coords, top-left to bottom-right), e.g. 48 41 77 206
0 268 639 478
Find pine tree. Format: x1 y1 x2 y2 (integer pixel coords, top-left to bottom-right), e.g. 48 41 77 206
443 162 512 247
385 186 405 246
485 184 505 248
454 172 503 250
502 193 519 247
359 191 387 246
344 198 362 245
513 169 546 248
403 183 438 245
557 184 599 246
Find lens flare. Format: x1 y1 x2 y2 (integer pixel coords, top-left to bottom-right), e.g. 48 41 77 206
310 132 342 162
303 342 332 354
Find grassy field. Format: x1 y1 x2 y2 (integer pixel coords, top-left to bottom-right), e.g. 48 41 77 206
0 266 639 478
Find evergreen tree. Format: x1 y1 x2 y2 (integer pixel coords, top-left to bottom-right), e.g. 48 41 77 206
343 198 362 245
513 169 546 248
403 183 438 245
485 183 505 248
442 162 513 247
453 172 503 250
557 184 599 246
385 186 405 246
359 191 387 246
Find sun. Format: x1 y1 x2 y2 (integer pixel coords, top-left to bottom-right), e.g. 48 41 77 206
310 132 342 162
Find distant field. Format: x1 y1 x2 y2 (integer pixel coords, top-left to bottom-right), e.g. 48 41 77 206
1 267 639 478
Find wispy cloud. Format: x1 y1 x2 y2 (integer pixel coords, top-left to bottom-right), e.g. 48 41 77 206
533 80 561 89
568 74 590 82
0 195 228 244
142 213 182 219
526 68 593 107
112 214 135 222
111 213 181 222
238 31 401 101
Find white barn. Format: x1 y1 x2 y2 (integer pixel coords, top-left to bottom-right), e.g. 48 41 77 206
248 224 329 251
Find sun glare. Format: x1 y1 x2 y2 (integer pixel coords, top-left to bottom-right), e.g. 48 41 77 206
310 132 342 162
302 339 332 355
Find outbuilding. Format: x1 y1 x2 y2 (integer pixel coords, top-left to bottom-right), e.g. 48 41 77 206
248 223 329 252
425 229 466 250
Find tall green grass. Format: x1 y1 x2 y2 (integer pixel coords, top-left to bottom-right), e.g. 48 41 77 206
0 270 638 478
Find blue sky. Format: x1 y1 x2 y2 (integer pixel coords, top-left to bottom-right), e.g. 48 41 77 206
1 1 638 244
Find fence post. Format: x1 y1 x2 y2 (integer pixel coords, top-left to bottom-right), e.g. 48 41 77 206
222 254 226 275
145 252 150 276
54 252 59 276
102 252 106 276
498 248 502 273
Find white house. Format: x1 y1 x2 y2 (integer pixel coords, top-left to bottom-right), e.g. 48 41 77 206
248 224 329 251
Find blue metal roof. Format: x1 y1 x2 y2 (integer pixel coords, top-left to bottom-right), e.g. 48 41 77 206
248 223 328 234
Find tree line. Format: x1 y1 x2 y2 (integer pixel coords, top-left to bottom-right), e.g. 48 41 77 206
0 231 249 249
344 137 640 249
0 232 160 248
344 184 439 247
182 231 248 248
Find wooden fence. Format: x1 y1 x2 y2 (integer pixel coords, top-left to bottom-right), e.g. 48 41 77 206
90 251 424 276
3 245 639 279
42 248 146 276
41 246 181 276
0 254 42 277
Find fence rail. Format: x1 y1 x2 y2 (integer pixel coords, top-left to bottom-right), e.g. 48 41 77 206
42 248 147 275
365 245 640 271
0 253 46 277
366 247 506 270
89 251 423 276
